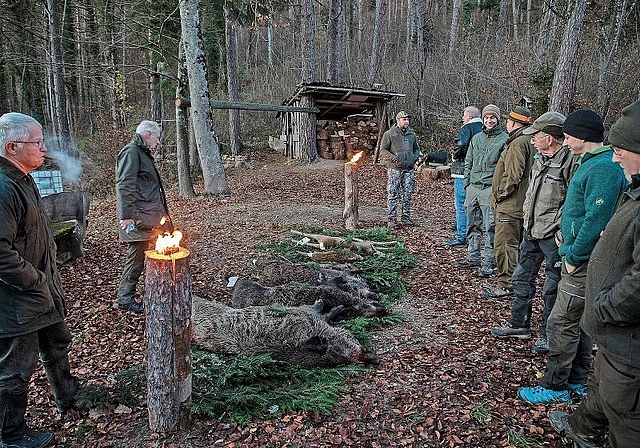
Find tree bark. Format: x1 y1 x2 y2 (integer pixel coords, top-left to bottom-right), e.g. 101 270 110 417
550 0 588 115
144 249 192 433
449 0 462 57
368 0 387 86
301 0 316 84
179 0 230 196
47 0 71 138
343 161 359 230
176 42 196 198
225 6 241 157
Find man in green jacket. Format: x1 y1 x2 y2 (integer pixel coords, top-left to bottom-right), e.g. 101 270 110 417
457 104 508 276
116 120 171 313
519 109 628 405
484 106 535 297
0 113 79 448
550 99 640 448
379 110 422 228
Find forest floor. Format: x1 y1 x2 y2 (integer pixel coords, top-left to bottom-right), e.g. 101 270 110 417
29 150 581 447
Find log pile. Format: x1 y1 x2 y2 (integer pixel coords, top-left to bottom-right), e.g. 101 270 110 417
317 116 379 160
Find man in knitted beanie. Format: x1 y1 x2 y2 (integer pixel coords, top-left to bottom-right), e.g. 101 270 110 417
457 104 508 277
519 109 628 406
549 99 640 448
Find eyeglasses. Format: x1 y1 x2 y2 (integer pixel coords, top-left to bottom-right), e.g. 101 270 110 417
13 140 45 149
612 146 623 156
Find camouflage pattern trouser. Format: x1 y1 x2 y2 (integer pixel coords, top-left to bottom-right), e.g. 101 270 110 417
387 168 415 220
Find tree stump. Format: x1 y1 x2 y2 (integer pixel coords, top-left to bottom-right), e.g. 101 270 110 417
343 160 359 230
144 248 193 432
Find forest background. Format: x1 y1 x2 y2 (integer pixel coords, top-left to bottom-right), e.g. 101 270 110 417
0 0 639 195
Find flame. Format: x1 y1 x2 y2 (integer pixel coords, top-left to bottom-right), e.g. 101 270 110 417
160 216 167 226
349 151 365 164
155 230 183 255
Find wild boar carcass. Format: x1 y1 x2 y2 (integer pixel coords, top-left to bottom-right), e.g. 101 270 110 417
248 258 387 318
231 277 386 319
192 295 379 368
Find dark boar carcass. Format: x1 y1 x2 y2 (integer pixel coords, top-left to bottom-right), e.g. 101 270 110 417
192 295 379 368
231 277 386 319
247 258 387 318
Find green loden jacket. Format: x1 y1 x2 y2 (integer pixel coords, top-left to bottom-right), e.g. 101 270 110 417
0 157 65 337
379 125 421 171
115 133 170 243
464 124 508 189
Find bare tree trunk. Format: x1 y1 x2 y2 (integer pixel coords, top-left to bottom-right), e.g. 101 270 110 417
47 0 71 138
179 0 229 196
536 0 558 63
495 0 509 52
301 0 316 84
267 16 274 70
449 0 462 56
176 41 196 198
368 0 387 86
327 0 339 84
550 0 588 114
511 0 519 43
225 6 241 157
356 0 364 62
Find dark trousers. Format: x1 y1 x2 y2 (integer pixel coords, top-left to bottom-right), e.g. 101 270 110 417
570 350 640 448
118 240 152 304
509 236 561 337
0 321 78 441
540 260 592 390
494 212 523 290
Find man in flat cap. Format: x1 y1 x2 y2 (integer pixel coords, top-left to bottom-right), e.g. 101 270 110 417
549 99 640 448
491 112 577 356
379 110 422 229
484 106 536 298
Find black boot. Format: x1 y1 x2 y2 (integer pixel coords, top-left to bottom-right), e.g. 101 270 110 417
1 428 54 448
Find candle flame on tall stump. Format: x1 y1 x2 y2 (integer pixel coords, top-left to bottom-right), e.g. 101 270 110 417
144 230 192 432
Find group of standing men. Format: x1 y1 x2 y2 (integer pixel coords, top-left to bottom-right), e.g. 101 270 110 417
447 101 640 447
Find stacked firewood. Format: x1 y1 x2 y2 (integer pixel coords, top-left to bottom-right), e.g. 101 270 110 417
317 116 379 160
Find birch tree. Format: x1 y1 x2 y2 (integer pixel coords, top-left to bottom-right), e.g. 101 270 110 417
179 0 230 195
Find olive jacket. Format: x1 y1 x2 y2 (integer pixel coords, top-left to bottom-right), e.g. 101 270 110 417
0 157 65 337
490 126 536 218
379 125 421 171
582 179 640 368
115 133 170 242
463 124 508 189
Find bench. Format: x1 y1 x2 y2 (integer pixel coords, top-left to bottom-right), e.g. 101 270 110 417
41 191 91 264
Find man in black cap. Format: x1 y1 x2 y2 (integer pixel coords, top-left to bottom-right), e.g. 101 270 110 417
379 110 422 228
519 109 627 405
491 112 578 356
483 106 535 297
549 99 640 448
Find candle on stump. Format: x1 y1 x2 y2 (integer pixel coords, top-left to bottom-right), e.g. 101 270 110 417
343 151 365 230
144 229 192 432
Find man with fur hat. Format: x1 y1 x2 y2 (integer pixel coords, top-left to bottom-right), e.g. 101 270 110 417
484 106 536 297
519 109 627 406
379 110 422 228
457 104 508 277
549 99 640 448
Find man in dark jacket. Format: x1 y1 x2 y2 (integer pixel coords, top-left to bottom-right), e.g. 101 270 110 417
116 120 171 313
379 110 422 228
445 106 483 247
484 106 535 297
519 109 628 405
549 99 640 448
0 112 79 448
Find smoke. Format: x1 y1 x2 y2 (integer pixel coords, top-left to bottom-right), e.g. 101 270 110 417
44 136 83 184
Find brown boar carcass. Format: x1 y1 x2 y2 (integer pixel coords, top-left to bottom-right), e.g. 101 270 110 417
192 295 379 367
247 258 387 318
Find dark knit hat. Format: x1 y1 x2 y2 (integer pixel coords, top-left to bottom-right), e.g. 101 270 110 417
522 111 566 137
482 104 500 119
609 100 640 154
503 106 532 125
563 109 604 142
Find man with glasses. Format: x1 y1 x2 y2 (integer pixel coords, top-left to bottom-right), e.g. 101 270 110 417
115 120 171 314
491 112 577 356
0 112 79 448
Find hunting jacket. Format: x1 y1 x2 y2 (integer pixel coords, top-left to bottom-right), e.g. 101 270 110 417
116 133 170 242
379 125 421 171
490 126 536 218
523 146 578 240
582 177 640 368
463 124 508 189
0 157 65 337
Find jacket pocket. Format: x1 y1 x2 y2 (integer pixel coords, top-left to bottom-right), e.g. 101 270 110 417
15 285 55 325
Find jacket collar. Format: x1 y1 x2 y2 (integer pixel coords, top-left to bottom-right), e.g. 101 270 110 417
578 145 611 165
0 156 30 181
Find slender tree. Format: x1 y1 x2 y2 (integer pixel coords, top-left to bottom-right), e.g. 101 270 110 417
225 5 241 157
368 0 386 86
175 41 196 198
